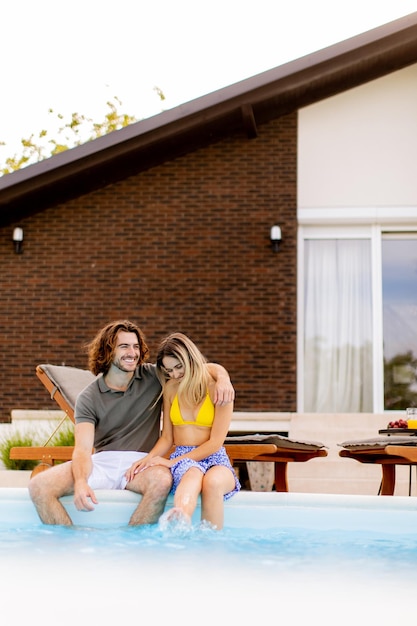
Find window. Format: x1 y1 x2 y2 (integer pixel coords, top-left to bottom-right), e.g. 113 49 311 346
382 235 417 411
298 223 417 413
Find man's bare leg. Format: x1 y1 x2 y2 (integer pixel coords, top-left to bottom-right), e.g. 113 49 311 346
126 465 172 525
28 462 75 525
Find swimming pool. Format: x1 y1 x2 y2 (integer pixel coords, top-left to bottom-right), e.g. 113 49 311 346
1 489 416 625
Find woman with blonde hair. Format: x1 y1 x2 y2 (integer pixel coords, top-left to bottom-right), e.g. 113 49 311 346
126 332 240 529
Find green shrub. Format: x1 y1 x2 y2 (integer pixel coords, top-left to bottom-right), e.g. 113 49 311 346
0 421 74 470
50 423 75 446
0 431 39 471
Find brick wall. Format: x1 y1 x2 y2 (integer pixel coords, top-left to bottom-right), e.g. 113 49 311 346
0 113 297 420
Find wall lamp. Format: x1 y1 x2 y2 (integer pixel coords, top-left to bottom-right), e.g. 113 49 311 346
12 227 24 254
270 225 282 252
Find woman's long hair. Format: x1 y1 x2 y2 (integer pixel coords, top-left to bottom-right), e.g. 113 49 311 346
156 332 210 406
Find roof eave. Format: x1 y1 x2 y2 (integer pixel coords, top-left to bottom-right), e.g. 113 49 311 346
1 12 417 224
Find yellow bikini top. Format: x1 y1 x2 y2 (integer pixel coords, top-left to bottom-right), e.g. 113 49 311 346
170 392 215 427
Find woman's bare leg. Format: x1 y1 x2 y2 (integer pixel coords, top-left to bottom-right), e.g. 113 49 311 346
200 466 235 530
164 467 203 524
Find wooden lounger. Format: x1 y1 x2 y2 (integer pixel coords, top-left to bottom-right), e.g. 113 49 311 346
339 436 417 495
225 434 328 492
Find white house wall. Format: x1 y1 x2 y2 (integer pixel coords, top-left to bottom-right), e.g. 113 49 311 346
297 63 417 211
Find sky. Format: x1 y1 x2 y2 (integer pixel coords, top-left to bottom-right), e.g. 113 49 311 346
1 0 417 163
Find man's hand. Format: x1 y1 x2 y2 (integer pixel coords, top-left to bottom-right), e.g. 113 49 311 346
73 480 99 512
213 377 235 405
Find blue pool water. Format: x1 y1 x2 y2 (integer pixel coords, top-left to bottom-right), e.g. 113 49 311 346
1 489 416 625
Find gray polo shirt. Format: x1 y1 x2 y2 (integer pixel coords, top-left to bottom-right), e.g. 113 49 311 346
74 363 162 453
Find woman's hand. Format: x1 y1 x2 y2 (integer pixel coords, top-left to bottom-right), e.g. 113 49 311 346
142 455 172 469
125 455 172 481
125 455 151 482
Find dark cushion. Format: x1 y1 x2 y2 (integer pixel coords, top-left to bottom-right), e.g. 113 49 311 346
338 436 417 451
225 433 327 451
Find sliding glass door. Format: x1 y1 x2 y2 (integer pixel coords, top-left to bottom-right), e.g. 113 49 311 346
301 228 417 413
382 235 417 410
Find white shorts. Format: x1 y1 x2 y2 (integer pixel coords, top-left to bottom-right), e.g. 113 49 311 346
88 451 147 490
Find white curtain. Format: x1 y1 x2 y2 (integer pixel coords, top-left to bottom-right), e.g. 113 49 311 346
304 239 373 412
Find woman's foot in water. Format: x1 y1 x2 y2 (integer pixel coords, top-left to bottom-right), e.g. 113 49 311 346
159 507 192 529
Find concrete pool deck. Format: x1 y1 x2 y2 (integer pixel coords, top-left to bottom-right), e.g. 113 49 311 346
0 470 31 487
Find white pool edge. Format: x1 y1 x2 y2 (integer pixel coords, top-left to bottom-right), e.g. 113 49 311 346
2 488 417 530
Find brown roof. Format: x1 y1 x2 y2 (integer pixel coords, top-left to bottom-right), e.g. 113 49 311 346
1 11 417 226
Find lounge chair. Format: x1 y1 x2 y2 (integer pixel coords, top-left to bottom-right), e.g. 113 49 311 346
9 364 96 475
339 436 417 495
224 433 328 492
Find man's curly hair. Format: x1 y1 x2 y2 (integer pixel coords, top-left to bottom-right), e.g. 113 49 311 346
86 320 150 375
